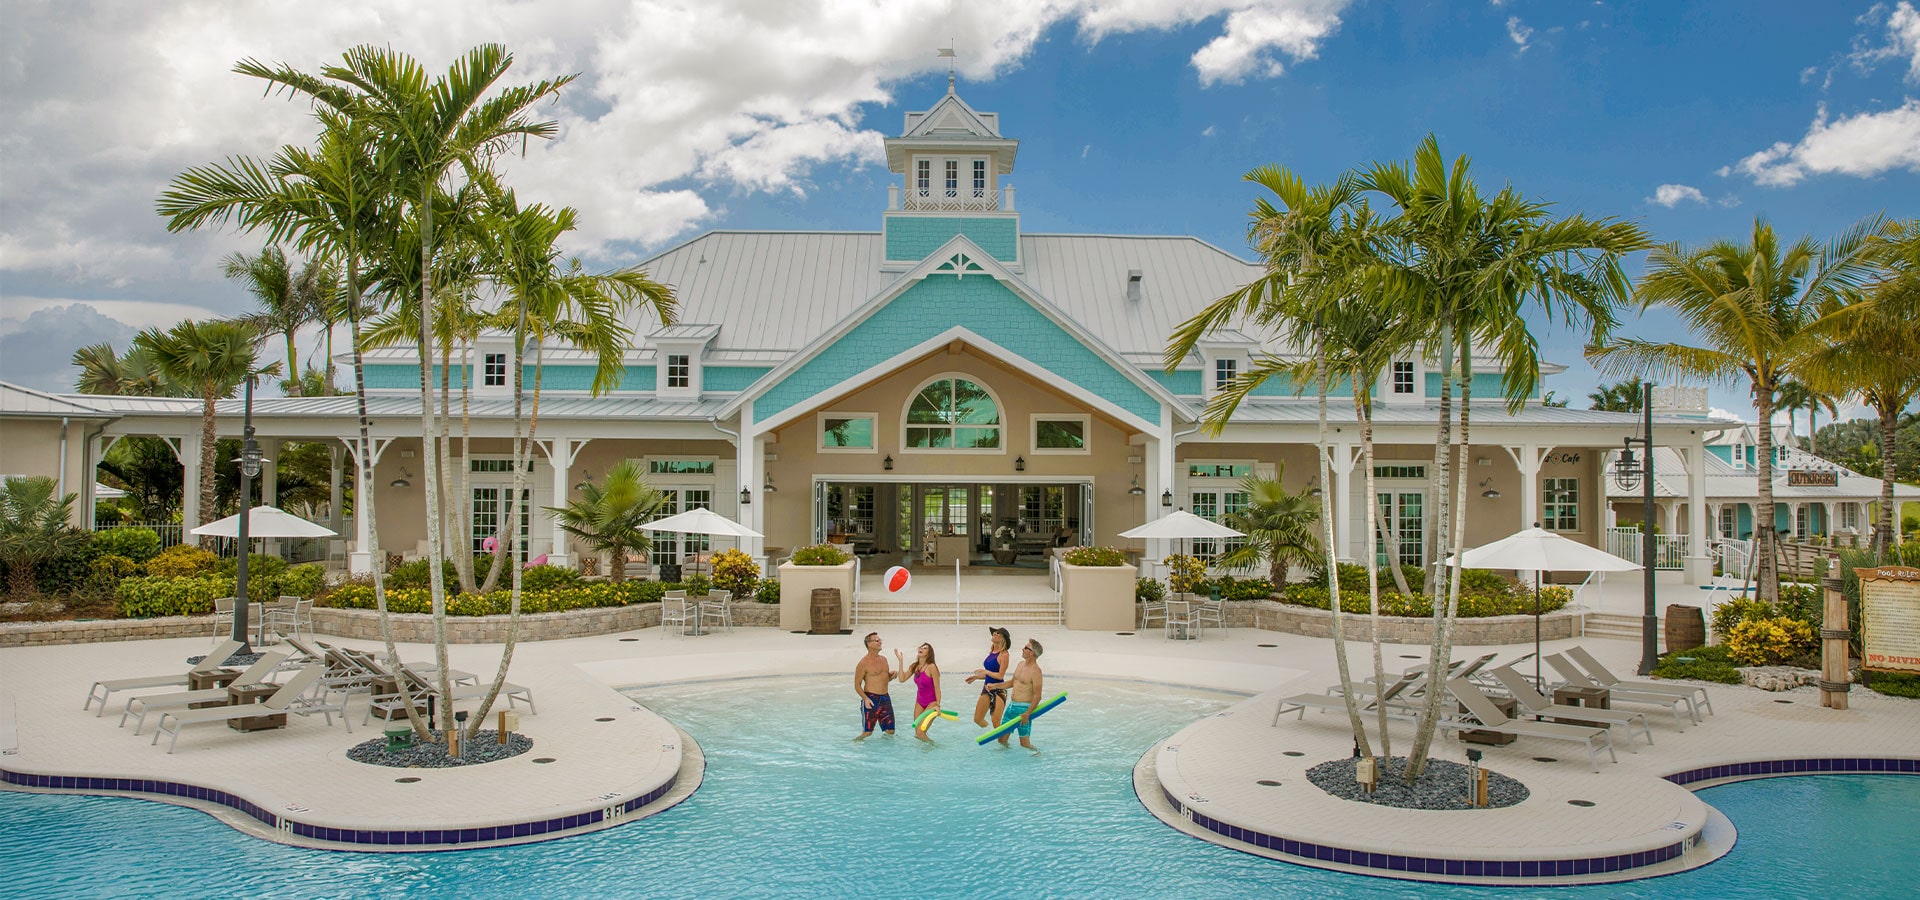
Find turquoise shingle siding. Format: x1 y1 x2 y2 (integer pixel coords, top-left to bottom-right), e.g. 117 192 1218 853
1707 446 1733 463
884 215 1018 262
704 366 773 392
757 275 1159 424
364 364 466 390
526 365 659 392
1423 372 1533 399
1151 370 1203 395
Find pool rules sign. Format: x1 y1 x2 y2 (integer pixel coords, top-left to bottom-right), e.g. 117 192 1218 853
1858 566 1920 674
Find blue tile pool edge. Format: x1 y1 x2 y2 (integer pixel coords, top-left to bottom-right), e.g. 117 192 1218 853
1149 754 1919 885
0 748 699 853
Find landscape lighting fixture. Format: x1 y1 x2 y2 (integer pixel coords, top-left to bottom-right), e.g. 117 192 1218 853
390 467 414 489
1479 478 1501 499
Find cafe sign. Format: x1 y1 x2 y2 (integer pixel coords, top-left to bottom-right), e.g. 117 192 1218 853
1858 566 1920 674
1787 470 1838 487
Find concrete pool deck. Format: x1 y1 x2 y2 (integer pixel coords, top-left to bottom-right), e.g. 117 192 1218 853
3 620 1917 882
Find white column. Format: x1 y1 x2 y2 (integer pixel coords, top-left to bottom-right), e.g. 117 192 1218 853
1684 444 1712 584
1332 443 1359 562
1509 444 1545 531
741 434 765 564
542 437 589 570
343 437 392 576
1142 436 1165 577
1661 500 1679 536
259 439 280 557
178 436 202 541
328 444 345 537
1821 501 1835 540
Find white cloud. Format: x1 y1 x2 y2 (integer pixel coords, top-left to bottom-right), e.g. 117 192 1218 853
1733 99 1920 186
1506 16 1533 53
1717 194 1742 208
1201 124 1217 137
1648 184 1707 207
0 297 223 335
1850 1 1920 82
1082 144 1092 158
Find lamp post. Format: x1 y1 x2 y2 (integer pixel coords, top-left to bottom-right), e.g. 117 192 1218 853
1612 382 1657 675
232 375 261 655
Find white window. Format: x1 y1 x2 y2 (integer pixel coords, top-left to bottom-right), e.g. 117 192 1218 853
1841 503 1859 530
944 160 959 198
915 160 930 198
972 160 987 198
1031 414 1090 454
1731 441 1746 469
1214 358 1238 391
819 413 877 452
1392 361 1415 395
904 376 1001 451
1543 478 1579 532
482 352 508 387
666 354 690 389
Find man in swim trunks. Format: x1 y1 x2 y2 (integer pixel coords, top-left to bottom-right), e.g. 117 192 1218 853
853 632 896 740
998 638 1045 750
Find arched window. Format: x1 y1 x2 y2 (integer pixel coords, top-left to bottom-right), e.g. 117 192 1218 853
904 377 1001 449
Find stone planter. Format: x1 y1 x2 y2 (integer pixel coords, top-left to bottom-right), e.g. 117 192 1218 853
1060 562 1136 631
777 560 858 632
992 548 1018 565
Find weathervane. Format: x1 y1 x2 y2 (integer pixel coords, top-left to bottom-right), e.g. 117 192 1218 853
938 46 956 93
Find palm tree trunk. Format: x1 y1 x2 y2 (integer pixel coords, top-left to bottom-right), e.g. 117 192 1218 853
1355 375 1391 760
1318 355 1373 759
1877 394 1899 553
197 391 218 550
1754 380 1780 602
1427 320 1454 595
284 332 302 397
439 340 474 595
466 309 535 742
1408 331 1473 779
415 184 455 753
456 341 479 593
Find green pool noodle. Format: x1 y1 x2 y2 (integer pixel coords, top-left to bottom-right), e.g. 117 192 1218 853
975 692 1067 744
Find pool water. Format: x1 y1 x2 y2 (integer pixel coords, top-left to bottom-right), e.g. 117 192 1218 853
2 675 1915 899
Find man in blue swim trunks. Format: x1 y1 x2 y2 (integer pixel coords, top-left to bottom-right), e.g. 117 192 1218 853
853 632 896 740
998 639 1044 750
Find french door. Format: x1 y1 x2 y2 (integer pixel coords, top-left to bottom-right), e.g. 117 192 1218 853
1375 491 1424 568
470 487 531 555
649 488 712 566
1189 488 1249 565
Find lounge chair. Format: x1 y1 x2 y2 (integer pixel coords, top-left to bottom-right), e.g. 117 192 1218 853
84 639 243 715
150 665 330 753
1544 653 1695 728
1275 671 1420 726
1444 677 1616 773
1488 666 1654 749
119 652 289 734
392 664 536 720
1565 645 1715 719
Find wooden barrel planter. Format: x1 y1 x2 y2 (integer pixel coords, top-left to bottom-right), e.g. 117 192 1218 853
809 588 842 635
1665 604 1706 652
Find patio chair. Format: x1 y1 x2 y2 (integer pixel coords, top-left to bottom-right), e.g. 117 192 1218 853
1488 666 1654 749
391 664 537 720
211 597 237 638
151 665 328 753
1544 653 1695 728
1138 595 1167 631
699 590 733 633
1444 676 1616 773
120 652 289 734
265 596 313 641
661 591 690 638
84 639 244 715
1192 594 1226 633
1275 671 1420 726
1163 598 1198 640
1565 645 1715 719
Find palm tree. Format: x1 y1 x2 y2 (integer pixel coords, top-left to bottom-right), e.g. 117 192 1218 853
1589 216 1883 598
1218 473 1319 587
72 343 182 397
547 461 666 583
1359 136 1648 778
1587 376 1646 412
133 319 278 547
0 477 90 597
225 246 334 395
1774 378 1836 454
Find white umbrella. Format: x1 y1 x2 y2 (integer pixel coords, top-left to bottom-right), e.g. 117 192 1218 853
639 507 763 539
1451 526 1639 682
1118 510 1244 540
190 505 338 539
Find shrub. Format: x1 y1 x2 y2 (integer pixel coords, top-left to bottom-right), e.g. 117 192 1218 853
519 564 580 592
115 574 232 618
1775 583 1822 627
790 544 850 566
1213 575 1275 601
1164 554 1205 594
755 578 781 603
1536 585 1575 610
386 557 459 589
1455 568 1516 600
1711 597 1775 637
1725 616 1816 666
92 527 161 564
710 548 759 597
1866 671 1920 699
321 579 668 616
1135 577 1165 603
276 563 326 598
218 553 289 581
1062 546 1128 567
147 545 218 578
684 573 712 597
1651 644 1743 684
90 554 139 583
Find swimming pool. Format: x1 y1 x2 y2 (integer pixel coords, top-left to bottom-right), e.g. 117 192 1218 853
3 675 1915 898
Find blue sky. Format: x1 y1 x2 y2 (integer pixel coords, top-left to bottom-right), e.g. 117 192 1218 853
2 1 1914 426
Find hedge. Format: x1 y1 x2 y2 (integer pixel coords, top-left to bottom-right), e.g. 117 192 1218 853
112 562 328 618
321 578 671 616
1276 582 1569 618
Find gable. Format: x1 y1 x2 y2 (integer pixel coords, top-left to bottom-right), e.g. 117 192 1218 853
753 274 1162 428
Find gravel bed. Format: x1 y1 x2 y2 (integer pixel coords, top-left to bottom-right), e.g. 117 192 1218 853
1305 756 1529 810
346 730 534 768
187 651 268 667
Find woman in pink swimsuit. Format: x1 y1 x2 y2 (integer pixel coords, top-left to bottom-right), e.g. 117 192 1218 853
894 643 942 742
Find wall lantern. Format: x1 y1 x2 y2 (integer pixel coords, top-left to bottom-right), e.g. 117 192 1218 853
1128 475 1144 496
389 466 414 489
1479 478 1501 499
1161 489 1173 508
739 486 752 506
1014 455 1026 472
883 454 894 471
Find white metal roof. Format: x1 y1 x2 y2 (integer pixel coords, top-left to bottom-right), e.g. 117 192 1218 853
0 381 114 417
1604 446 1920 501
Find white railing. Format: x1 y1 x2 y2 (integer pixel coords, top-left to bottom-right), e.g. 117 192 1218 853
1651 385 1709 412
902 189 1002 212
1605 526 1685 570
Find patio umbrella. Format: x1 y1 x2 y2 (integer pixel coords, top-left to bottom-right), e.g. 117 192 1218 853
1451 526 1639 683
1120 510 1245 593
190 505 338 539
640 506 763 576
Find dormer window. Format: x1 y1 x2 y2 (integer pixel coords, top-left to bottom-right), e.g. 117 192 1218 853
1731 440 1746 469
1392 361 1415 395
483 352 508 387
666 354 691 389
1215 358 1238 391
973 160 987 199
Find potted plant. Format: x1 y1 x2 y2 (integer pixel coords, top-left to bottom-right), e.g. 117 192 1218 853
1059 545 1137 630
777 543 856 632
992 520 1019 565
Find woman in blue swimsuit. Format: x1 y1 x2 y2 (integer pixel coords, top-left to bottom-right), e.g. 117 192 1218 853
965 626 1012 730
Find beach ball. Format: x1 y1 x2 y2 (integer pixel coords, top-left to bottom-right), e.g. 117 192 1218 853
884 566 911 593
